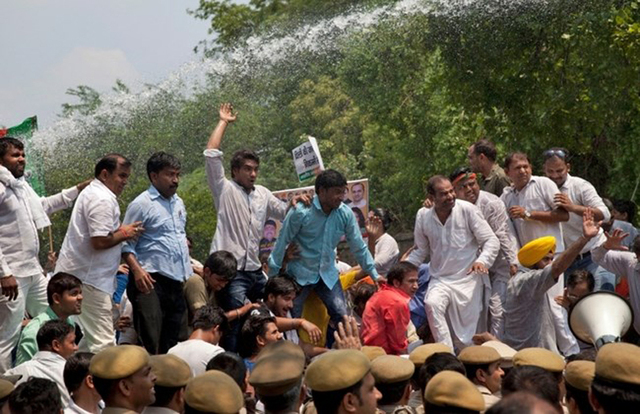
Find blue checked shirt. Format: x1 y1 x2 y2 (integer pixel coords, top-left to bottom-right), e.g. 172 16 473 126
268 195 378 288
123 185 190 282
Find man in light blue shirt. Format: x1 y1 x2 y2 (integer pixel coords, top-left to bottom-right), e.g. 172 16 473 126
122 152 191 354
268 170 378 343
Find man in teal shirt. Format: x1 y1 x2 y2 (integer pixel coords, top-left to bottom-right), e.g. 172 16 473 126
268 170 378 343
15 272 82 365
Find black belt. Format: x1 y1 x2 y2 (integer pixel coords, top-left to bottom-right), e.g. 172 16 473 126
575 251 591 261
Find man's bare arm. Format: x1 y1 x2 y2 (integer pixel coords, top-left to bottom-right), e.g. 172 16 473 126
206 103 237 150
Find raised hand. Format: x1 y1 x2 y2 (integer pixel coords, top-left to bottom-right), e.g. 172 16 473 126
603 228 630 251
581 207 600 240
333 315 362 350
366 215 384 242
219 102 237 124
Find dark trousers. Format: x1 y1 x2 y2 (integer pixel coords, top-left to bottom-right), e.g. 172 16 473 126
127 272 187 355
218 269 267 352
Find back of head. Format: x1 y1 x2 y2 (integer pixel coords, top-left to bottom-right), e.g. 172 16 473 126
471 139 497 162
64 352 94 395
193 306 228 333
612 199 636 223
37 319 73 352
9 377 62 414
502 366 560 409
371 208 392 232
566 269 594 293
146 151 181 180
94 153 131 178
386 262 418 287
418 352 466 396
0 136 24 157
206 352 247 391
486 391 560 414
315 169 347 193
204 251 237 281
47 272 82 306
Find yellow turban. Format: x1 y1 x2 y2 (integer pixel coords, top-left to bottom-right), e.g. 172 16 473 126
518 236 556 267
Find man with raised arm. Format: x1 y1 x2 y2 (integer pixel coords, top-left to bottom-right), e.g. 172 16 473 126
500 151 578 356
0 136 89 372
406 175 499 350
204 103 302 351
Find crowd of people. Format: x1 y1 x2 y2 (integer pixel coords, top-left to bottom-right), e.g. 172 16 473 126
1 102 640 413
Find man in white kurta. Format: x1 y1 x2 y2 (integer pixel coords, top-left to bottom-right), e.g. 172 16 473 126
407 176 499 350
450 169 518 339
500 152 578 356
542 148 612 290
0 137 86 372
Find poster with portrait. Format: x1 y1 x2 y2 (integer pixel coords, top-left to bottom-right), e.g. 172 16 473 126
259 179 370 255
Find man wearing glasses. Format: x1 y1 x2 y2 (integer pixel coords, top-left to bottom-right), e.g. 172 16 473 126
542 147 613 291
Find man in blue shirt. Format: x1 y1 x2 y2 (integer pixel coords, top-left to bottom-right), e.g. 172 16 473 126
122 152 191 354
268 170 378 343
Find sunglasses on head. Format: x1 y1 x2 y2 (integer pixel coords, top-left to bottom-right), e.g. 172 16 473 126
543 149 567 160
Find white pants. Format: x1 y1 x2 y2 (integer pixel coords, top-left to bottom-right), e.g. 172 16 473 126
0 274 48 372
76 284 116 353
424 274 487 350
546 274 579 355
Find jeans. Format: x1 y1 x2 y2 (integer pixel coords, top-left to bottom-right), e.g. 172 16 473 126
218 269 267 352
565 254 615 292
292 279 348 347
127 273 187 354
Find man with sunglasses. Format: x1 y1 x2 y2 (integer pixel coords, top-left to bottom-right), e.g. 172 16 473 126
542 147 613 291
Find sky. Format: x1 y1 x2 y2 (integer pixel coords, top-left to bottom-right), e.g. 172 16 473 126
0 0 213 129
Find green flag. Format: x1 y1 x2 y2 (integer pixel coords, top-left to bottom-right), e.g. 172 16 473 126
0 116 46 195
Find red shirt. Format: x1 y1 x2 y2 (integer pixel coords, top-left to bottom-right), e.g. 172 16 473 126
361 284 411 355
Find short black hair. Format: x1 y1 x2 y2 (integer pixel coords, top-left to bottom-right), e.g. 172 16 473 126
64 352 94 394
371 208 392 232
206 352 247 391
387 262 418 287
423 403 479 414
463 362 492 383
613 199 636 223
377 379 410 405
238 313 276 358
204 251 237 281
426 175 450 196
9 377 63 414
0 136 24 157
471 139 498 162
315 169 347 193
193 306 228 334
565 382 595 414
312 377 363 414
567 269 595 293
503 152 530 170
94 153 131 178
449 166 472 184
265 274 300 298
47 272 82 306
501 366 560 408
230 149 259 178
590 375 640 414
418 353 466 397
37 319 74 351
146 151 181 180
352 283 377 308
259 379 303 413
151 385 184 408
486 391 558 414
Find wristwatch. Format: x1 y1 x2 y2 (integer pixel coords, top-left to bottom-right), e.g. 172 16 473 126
524 210 532 220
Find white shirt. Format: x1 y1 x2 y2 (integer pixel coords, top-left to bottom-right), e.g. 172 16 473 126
558 174 610 254
406 200 500 279
0 180 78 278
374 233 400 276
167 339 224 377
6 350 70 407
205 149 287 271
55 179 122 294
65 399 101 414
501 176 566 252
592 246 640 334
476 191 518 266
